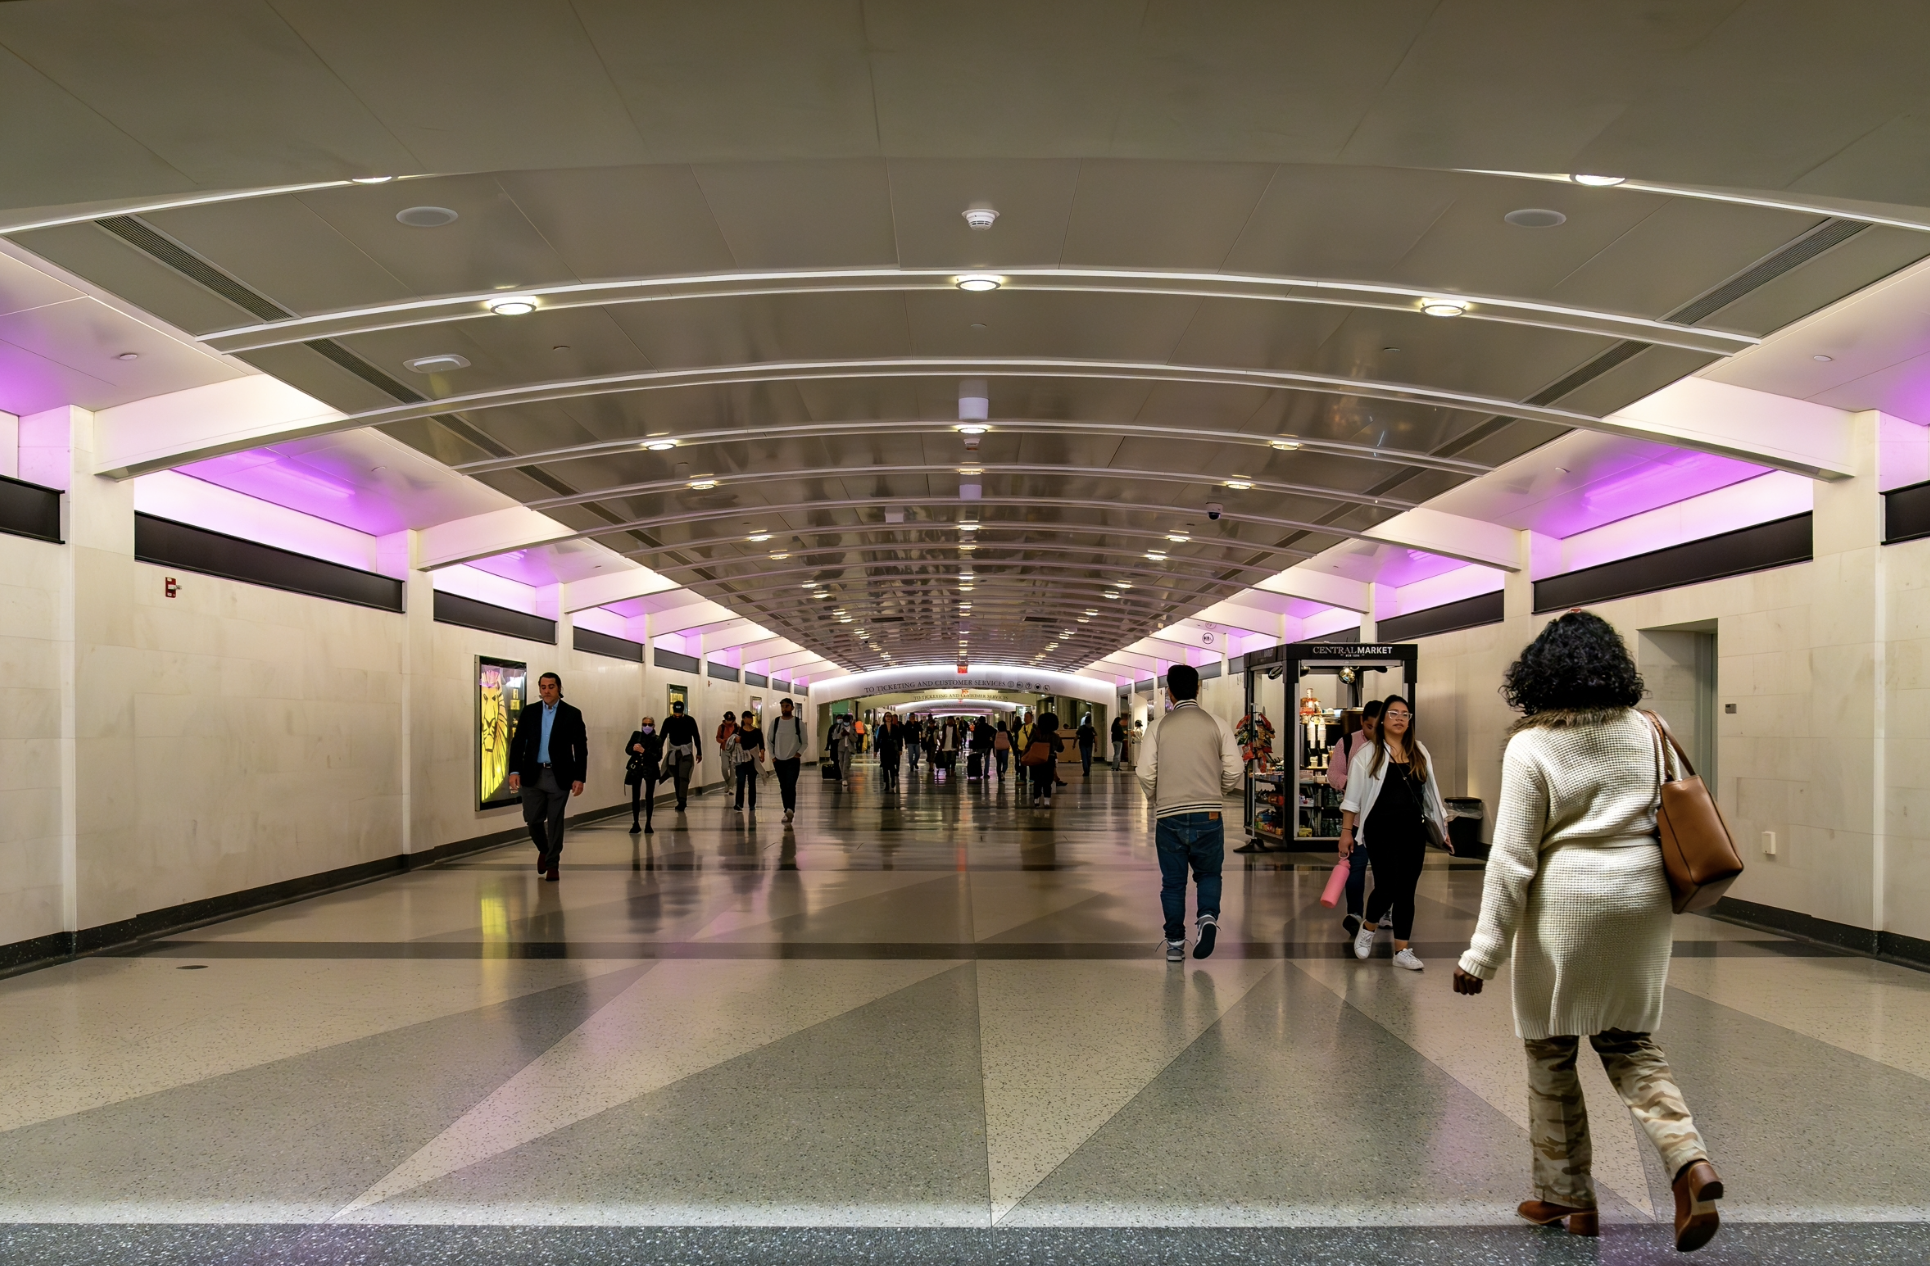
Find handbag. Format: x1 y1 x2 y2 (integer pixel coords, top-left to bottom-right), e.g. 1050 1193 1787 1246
1641 711 1744 913
1020 740 1052 767
624 753 647 786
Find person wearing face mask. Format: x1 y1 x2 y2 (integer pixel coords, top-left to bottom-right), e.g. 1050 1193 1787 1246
626 716 664 834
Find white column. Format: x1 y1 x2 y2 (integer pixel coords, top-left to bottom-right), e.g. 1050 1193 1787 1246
378 531 433 857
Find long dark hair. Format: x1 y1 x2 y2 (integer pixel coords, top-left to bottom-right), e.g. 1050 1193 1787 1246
1368 694 1429 785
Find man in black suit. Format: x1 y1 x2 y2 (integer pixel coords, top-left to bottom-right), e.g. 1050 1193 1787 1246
507 671 588 882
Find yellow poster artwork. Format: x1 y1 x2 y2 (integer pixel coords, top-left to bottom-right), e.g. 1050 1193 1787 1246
478 656 527 809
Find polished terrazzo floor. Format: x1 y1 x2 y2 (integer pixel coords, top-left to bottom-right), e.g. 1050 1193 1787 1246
4 757 1928 1264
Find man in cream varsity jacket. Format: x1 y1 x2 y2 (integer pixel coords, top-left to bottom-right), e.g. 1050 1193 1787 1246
1138 664 1245 961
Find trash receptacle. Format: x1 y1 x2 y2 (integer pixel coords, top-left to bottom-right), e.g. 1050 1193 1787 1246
1445 798 1486 860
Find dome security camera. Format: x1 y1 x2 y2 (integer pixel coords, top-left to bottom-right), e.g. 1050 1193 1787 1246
1205 502 1224 521
962 208 999 230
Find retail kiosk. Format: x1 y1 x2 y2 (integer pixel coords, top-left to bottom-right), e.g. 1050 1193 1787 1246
1239 641 1419 851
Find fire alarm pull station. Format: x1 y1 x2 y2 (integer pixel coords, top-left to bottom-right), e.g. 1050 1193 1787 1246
164 576 179 598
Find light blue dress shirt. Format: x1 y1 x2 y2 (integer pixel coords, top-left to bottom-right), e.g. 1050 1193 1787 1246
538 701 558 764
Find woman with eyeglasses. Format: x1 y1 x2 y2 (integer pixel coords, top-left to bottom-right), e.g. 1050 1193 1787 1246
1338 695 1448 971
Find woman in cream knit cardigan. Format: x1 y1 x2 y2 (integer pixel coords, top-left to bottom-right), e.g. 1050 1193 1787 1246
1454 612 1724 1253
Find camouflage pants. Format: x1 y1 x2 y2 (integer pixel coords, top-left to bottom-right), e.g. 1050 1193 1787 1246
1524 1030 1708 1208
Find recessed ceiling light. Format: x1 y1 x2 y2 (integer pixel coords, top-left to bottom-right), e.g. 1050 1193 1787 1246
487 296 537 316
958 466 983 475
956 424 989 436
959 543 977 551
746 532 772 543
814 591 833 599
1166 534 1190 543
403 353 469 373
396 206 458 227
803 582 821 589
1504 208 1567 228
1061 630 1075 637
956 274 1002 292
1571 174 1626 186
769 552 790 560
1077 617 1090 624
688 477 719 490
1083 609 1098 616
958 522 978 533
1116 581 1133 589
1420 298 1469 317
1223 479 1253 490
350 175 395 184
1146 551 1167 561
114 351 140 362
1812 353 1834 362
1382 346 1401 353
840 616 853 623
1271 438 1301 451
959 584 974 592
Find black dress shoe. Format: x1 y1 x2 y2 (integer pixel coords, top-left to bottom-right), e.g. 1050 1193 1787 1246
629 822 642 834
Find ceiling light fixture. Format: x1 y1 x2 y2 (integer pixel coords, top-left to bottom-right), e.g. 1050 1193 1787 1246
840 616 853 623
1077 617 1090 624
958 522 978 532
643 438 676 452
1146 551 1167 561
395 205 458 227
688 477 718 490
115 351 140 362
814 591 832 599
1166 533 1190 543
1420 298 1469 317
959 543 977 551
1504 208 1567 228
1083 609 1098 616
1571 173 1627 186
350 175 395 184
1812 353 1834 362
956 424 989 436
1270 438 1301 451
403 353 469 373
1223 479 1253 490
487 296 538 316
769 552 790 560
1116 581 1133 589
746 532 772 543
956 274 1003 292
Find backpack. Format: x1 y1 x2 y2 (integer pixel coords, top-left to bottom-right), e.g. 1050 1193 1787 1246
994 731 1010 751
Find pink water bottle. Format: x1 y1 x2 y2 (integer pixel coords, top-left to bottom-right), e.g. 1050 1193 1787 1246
1320 857 1351 908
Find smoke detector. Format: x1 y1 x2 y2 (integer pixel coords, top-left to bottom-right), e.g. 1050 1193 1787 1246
962 207 999 230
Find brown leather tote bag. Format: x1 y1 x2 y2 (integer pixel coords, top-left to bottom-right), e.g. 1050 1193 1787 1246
1641 711 1744 913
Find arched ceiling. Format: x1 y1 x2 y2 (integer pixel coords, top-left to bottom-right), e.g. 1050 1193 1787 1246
6 3 1930 672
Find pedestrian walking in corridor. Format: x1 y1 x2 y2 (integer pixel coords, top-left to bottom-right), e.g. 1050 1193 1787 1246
1454 611 1723 1251
1339 695 1447 970
1137 665 1242 962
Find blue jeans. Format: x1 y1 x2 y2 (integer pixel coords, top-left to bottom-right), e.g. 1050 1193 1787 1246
1156 812 1224 941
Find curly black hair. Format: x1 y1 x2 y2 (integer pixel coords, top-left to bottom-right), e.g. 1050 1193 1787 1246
1501 610 1645 713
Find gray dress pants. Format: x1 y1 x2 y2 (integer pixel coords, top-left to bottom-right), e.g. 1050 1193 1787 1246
521 767 569 862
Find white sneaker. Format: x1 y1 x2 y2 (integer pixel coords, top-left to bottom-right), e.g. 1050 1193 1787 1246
1352 925 1376 960
1379 915 1395 929
1393 948 1425 971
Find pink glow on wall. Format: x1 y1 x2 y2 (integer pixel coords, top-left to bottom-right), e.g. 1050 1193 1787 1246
1557 471 1813 575
432 563 539 613
133 471 379 571
467 551 561 588
182 450 411 535
654 631 691 657
571 606 629 639
1540 450 1768 540
1300 606 1362 641
1389 564 1504 617
1879 412 1930 492
1354 547 1468 589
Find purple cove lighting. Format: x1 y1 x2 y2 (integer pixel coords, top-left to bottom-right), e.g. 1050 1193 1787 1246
181 451 414 535
132 471 378 571
1558 471 1811 575
1389 563 1504 617
1544 450 1767 540
431 564 539 613
571 607 629 639
1301 606 1361 641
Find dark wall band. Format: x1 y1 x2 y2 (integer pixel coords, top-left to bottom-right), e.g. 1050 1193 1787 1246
1379 590 1505 642
0 474 61 544
135 513 403 612
572 625 643 662
432 590 555 643
1533 514 1812 614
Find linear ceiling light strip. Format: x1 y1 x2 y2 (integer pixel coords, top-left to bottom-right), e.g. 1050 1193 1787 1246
198 266 1755 355
525 462 1420 515
458 416 1486 479
331 358 1598 457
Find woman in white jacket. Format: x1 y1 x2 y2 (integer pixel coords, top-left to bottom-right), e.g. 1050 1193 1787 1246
1338 695 1448 970
1452 612 1721 1252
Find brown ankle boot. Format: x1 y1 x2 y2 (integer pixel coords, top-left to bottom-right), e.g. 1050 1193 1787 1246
1517 1200 1598 1236
1672 1160 1722 1252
